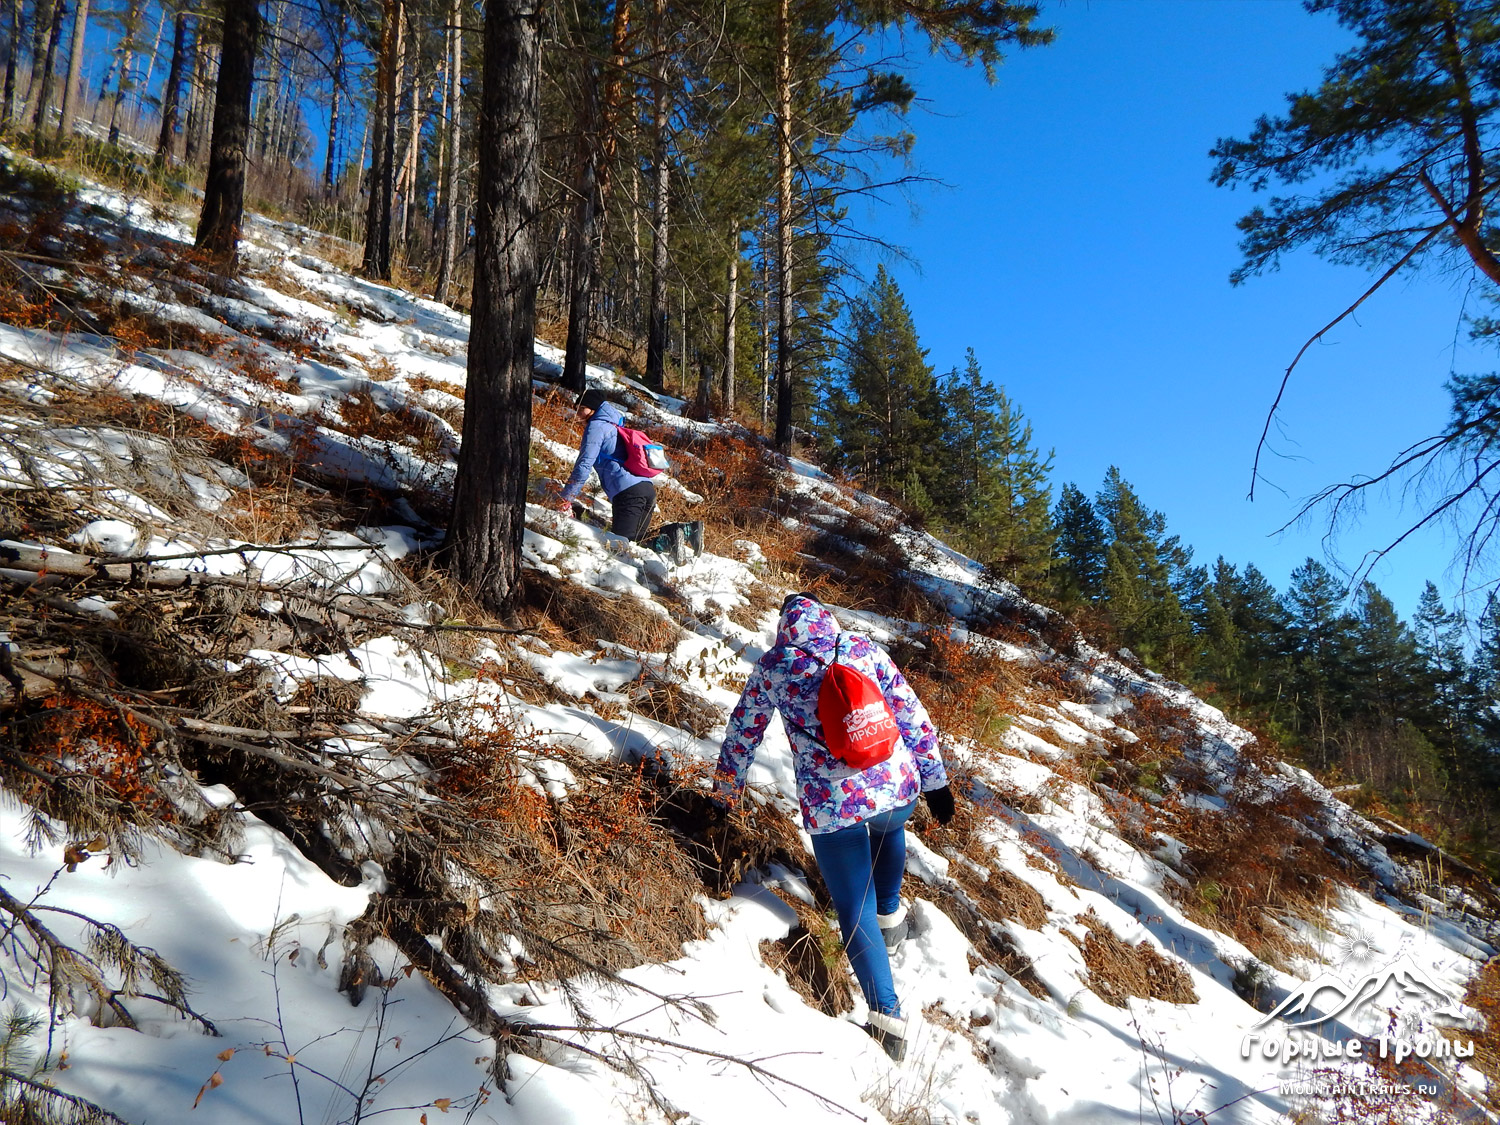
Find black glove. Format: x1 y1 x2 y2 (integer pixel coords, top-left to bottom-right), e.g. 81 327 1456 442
924 784 955 826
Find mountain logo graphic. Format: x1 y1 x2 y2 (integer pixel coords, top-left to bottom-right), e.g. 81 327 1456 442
1252 955 1465 1030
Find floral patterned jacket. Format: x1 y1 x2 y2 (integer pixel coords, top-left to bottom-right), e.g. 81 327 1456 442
713 596 948 835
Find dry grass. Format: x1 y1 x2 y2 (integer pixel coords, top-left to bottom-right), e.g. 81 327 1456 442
897 624 1025 750
926 880 1049 1000
1167 782 1340 968
948 849 1050 930
759 893 855 1016
519 570 681 654
1452 957 1500 1113
628 662 724 737
1071 909 1198 1007
417 730 710 974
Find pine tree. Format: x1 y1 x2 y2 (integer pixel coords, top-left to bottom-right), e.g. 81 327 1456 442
1348 581 1426 724
1210 559 1291 720
1050 482 1106 606
835 265 942 510
1095 467 1189 670
1412 580 1478 765
1282 558 1355 770
936 349 1053 587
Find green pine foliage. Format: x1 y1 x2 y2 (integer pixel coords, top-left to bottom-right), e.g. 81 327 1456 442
830 265 944 510
1050 482 1108 606
935 350 1055 588
1095 467 1192 672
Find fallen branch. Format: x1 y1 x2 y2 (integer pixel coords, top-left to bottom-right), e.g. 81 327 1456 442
515 1022 866 1119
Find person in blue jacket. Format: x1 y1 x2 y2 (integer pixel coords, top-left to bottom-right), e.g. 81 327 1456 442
555 388 658 542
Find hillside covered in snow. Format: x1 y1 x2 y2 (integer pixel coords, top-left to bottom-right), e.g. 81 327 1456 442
0 152 1497 1125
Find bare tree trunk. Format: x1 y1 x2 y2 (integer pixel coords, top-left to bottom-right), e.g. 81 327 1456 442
25 0 55 112
644 0 669 388
561 130 599 394
195 0 260 264
772 0 794 451
253 0 281 157
183 37 208 165
2 0 20 127
561 0 632 394
29 0 64 142
53 0 84 142
361 0 399 279
396 37 421 252
759 235 769 428
723 221 738 413
132 4 167 135
628 154 640 318
155 6 190 162
445 0 541 614
433 0 462 304
107 0 142 146
323 3 345 195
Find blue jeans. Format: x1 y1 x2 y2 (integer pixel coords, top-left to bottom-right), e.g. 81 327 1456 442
809 800 915 1018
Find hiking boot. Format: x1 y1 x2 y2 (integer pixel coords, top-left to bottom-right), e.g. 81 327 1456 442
877 903 908 951
668 523 690 566
865 1011 907 1063
685 520 704 556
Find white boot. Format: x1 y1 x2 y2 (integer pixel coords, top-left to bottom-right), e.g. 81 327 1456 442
865 1010 907 1062
876 903 908 951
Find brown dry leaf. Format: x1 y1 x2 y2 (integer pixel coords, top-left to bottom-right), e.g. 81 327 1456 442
434 1098 452 1112
216 1048 235 1062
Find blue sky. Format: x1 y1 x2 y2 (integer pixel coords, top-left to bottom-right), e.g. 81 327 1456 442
865 0 1493 622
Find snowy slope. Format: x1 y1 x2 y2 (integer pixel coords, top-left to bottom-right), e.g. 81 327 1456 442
0 155 1495 1125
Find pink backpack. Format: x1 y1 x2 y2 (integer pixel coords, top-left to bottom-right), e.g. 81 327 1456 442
615 425 670 478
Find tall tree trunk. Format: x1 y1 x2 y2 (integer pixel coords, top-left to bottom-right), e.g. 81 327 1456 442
628 154 641 318
106 0 142 146
184 39 213 167
561 0 632 394
772 0 794 451
396 45 420 251
132 5 166 134
25 0 55 112
561 128 599 394
253 0 282 157
29 0 64 142
433 0 461 304
644 0 669 388
759 234 770 427
445 0 541 614
195 0 260 264
53 0 84 142
3 0 23 126
723 221 738 413
362 0 400 279
323 5 345 196
154 6 190 161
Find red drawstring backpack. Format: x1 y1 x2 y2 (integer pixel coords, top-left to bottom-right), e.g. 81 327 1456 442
790 637 901 769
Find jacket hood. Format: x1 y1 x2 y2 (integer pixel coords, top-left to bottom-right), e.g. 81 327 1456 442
591 401 626 427
776 596 840 651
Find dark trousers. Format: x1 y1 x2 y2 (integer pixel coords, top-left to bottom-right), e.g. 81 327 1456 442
611 482 657 542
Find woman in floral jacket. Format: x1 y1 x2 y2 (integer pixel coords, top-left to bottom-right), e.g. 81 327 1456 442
713 593 954 1062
